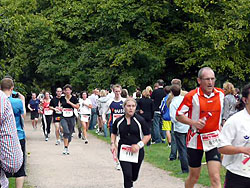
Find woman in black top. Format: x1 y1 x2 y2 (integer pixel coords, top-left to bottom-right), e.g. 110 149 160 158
60 84 79 155
137 90 154 145
111 97 151 188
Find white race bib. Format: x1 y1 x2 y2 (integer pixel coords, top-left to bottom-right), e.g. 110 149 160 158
62 108 74 117
44 108 53 116
200 130 220 152
119 144 139 163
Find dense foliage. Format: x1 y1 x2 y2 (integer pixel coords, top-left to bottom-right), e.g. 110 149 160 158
1 0 250 94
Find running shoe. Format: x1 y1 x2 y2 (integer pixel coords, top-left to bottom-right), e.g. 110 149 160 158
45 137 48 141
95 128 99 134
63 148 69 155
55 140 60 145
115 162 121 170
85 139 88 144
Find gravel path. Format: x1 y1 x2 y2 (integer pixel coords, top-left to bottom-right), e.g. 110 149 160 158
25 118 204 188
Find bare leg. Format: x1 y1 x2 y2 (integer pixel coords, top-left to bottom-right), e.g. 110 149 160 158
185 167 201 188
166 130 171 144
16 177 25 188
81 121 87 139
207 161 221 188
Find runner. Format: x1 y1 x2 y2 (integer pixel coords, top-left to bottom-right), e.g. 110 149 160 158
49 87 63 145
78 91 92 144
107 84 126 135
60 84 79 155
111 97 151 188
176 67 224 188
218 83 250 188
106 84 125 170
28 93 40 129
41 92 53 141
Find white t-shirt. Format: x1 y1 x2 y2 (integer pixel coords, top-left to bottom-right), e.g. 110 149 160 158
79 98 92 115
218 108 250 178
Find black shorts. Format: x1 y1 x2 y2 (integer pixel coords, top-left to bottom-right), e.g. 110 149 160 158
224 170 250 188
53 115 62 123
31 111 39 120
187 147 221 168
6 139 26 178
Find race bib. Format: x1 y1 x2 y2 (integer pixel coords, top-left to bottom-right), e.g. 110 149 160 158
62 108 74 117
119 144 139 163
200 130 220 152
44 108 53 116
241 154 250 173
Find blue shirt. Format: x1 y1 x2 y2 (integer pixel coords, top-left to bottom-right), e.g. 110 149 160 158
109 99 125 128
9 97 25 140
29 99 40 111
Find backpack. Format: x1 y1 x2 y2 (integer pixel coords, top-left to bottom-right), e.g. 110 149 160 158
160 95 171 121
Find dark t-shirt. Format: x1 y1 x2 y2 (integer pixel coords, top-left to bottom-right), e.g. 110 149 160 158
60 96 79 117
49 97 63 117
137 97 154 121
112 114 150 146
61 96 79 109
29 99 40 111
151 87 165 111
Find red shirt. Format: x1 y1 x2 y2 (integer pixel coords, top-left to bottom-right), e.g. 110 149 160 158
176 87 224 150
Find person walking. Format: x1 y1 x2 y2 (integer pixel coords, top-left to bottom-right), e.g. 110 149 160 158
28 93 40 129
176 67 224 188
111 97 151 188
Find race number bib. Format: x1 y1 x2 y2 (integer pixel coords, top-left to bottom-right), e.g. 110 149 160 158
113 114 123 124
241 154 250 173
62 108 74 117
200 130 220 152
119 144 139 163
44 108 53 116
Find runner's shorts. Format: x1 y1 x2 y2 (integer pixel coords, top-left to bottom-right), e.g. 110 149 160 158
53 115 62 123
31 111 39 120
79 114 90 123
187 147 221 168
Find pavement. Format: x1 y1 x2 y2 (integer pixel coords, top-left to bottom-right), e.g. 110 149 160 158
24 117 204 188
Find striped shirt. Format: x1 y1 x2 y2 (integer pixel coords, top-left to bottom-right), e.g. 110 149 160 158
0 91 23 188
176 87 224 150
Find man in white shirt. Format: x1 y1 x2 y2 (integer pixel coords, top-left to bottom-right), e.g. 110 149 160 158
170 84 189 173
218 83 250 188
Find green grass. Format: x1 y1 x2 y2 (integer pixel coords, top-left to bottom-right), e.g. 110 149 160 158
89 130 226 187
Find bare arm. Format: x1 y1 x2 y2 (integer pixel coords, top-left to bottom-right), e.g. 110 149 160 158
218 146 250 155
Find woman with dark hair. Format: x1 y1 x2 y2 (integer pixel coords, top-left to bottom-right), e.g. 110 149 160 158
60 84 79 154
218 83 250 187
41 91 53 141
111 97 151 188
78 91 92 144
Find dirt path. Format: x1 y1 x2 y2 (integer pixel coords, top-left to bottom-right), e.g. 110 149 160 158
25 118 204 188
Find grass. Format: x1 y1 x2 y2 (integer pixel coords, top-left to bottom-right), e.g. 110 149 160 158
89 130 226 187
